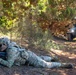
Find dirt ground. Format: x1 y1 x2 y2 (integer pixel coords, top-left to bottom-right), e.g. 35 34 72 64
0 37 76 75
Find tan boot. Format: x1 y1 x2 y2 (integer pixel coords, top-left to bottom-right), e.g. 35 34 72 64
60 63 73 69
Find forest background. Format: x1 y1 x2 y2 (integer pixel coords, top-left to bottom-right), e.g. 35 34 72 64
0 0 76 50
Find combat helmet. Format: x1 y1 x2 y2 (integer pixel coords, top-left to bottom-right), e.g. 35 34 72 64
0 37 10 45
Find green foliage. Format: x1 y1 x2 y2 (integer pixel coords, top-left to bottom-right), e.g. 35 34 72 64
0 16 13 31
0 16 7 27
1 0 76 25
64 7 75 19
38 0 47 13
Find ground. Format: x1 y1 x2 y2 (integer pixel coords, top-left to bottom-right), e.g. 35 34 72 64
0 37 76 75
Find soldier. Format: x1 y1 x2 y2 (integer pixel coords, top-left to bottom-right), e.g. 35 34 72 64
0 37 73 69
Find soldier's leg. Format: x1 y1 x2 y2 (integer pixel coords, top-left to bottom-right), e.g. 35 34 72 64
22 50 73 69
27 50 62 68
39 55 52 62
39 55 59 62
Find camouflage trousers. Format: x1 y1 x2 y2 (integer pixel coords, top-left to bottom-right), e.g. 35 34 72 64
23 50 61 68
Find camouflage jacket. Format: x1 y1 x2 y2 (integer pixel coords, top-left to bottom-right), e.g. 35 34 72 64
0 37 28 68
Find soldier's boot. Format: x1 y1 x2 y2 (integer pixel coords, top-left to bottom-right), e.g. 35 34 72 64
60 63 73 69
47 63 74 69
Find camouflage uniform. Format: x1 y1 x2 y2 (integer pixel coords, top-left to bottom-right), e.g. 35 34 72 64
0 37 72 68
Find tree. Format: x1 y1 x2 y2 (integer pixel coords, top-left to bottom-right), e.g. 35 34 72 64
0 0 76 39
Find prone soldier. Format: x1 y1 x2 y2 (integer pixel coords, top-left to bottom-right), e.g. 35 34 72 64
0 37 73 69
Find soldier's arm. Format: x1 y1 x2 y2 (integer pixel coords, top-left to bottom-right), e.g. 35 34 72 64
0 47 18 68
